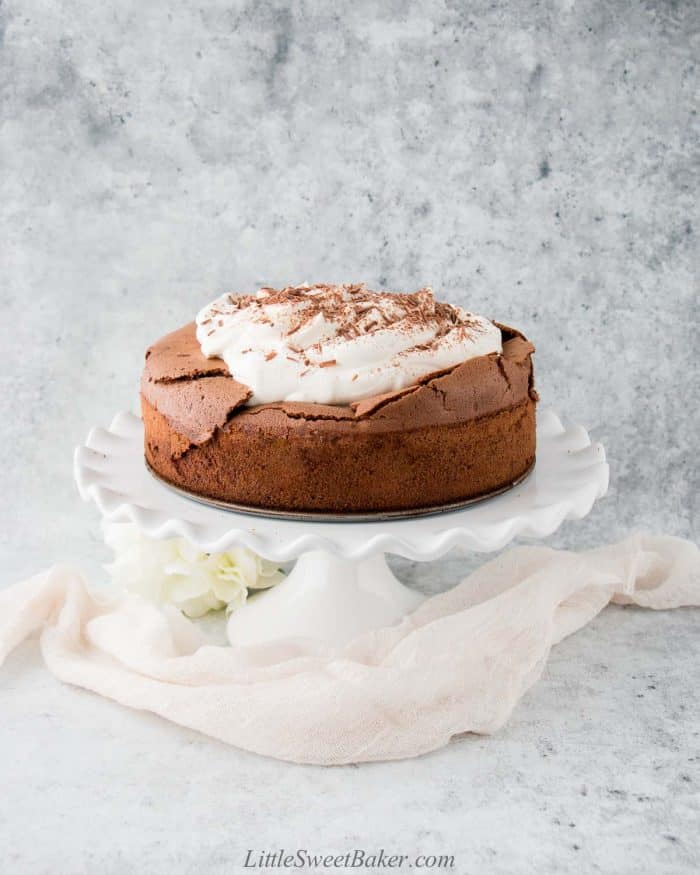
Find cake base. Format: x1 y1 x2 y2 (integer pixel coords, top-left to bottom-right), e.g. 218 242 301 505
145 457 535 522
141 395 537 515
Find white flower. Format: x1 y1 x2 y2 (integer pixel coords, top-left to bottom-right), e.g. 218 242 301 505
103 521 284 617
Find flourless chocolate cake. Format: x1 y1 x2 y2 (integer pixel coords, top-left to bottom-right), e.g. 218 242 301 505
141 284 537 513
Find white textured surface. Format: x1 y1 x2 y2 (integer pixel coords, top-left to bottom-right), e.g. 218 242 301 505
75 409 608 559
1 0 698 871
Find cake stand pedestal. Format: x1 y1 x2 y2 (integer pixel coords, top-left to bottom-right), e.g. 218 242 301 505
228 551 425 647
74 410 608 650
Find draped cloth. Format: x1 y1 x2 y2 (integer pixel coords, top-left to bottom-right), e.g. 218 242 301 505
1 534 697 765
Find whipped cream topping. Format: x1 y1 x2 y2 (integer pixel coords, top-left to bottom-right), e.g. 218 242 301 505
195 284 502 406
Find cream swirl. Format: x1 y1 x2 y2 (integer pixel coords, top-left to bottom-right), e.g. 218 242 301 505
196 284 502 406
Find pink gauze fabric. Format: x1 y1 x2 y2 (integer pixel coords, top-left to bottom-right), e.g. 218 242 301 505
1 534 698 765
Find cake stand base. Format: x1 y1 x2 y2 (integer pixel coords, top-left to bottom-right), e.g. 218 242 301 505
226 550 424 649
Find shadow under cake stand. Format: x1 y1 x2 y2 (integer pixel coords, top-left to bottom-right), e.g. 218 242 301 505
74 409 608 649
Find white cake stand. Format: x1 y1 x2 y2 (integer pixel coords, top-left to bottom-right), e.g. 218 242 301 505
74 409 608 649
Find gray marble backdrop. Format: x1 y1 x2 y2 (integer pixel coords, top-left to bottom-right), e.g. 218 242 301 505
1 2 699 873
1 0 698 581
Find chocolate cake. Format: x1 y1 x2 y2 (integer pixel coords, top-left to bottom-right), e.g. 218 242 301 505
141 285 537 514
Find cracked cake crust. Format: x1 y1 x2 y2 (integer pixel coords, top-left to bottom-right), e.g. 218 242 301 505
141 321 537 513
